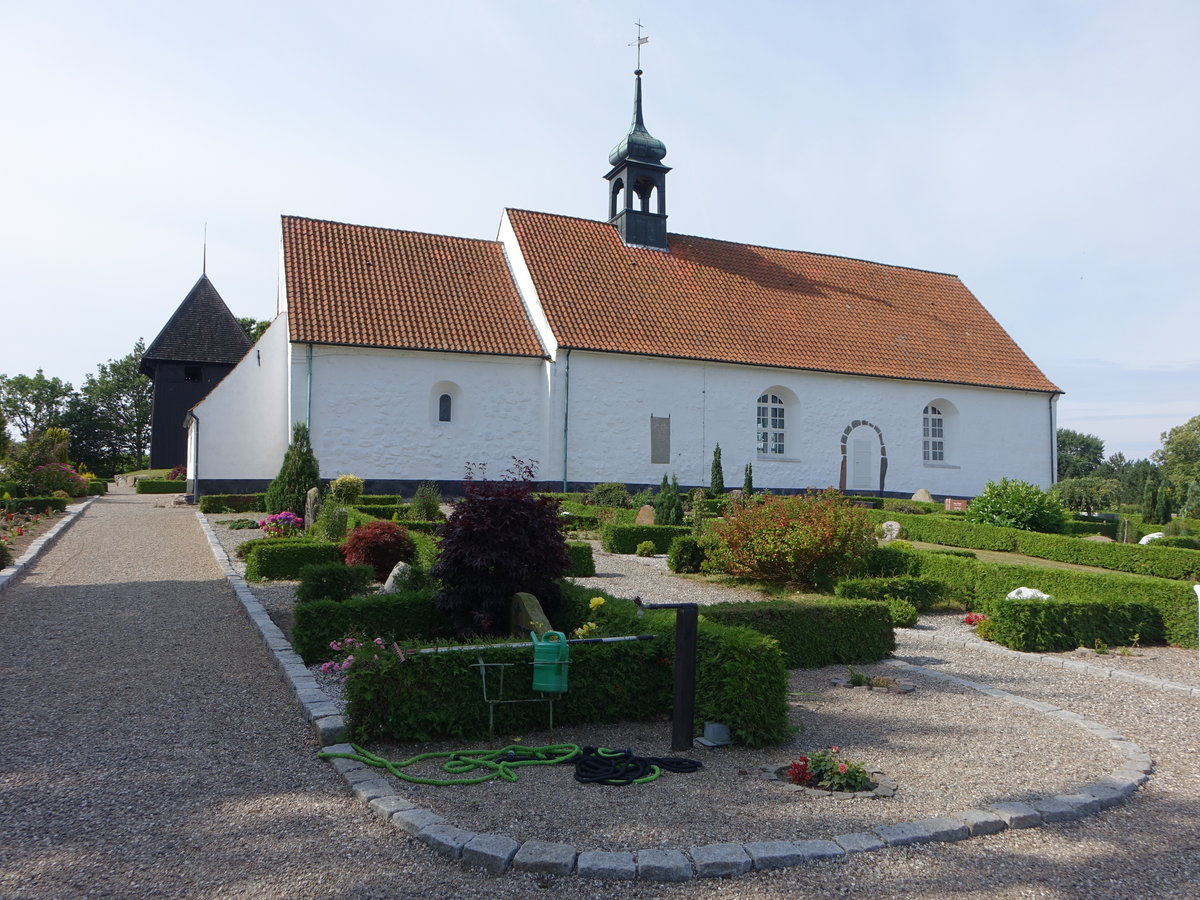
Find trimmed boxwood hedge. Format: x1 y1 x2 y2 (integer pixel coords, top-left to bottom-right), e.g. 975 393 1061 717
599 523 691 554
700 598 895 668
343 605 791 747
835 575 954 611
244 540 342 580
136 479 186 494
293 586 449 662
349 504 406 519
981 597 1165 652
199 493 266 513
566 541 596 576
2 496 68 513
869 509 1200 582
87 480 108 495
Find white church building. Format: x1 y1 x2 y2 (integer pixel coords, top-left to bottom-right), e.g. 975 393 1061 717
187 69 1060 500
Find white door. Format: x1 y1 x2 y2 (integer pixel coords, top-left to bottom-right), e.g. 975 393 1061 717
851 437 873 490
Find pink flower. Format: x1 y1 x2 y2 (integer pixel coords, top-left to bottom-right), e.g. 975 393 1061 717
838 763 849 774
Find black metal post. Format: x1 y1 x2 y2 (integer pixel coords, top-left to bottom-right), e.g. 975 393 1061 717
635 598 698 752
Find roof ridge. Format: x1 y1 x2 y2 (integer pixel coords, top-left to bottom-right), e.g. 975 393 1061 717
505 208 960 279
282 214 501 247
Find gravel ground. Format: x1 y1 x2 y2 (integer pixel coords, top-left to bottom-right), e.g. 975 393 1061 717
5 498 1197 899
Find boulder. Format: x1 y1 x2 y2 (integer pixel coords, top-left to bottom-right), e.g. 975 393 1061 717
911 489 934 503
1138 532 1165 545
635 504 656 526
379 561 413 594
1006 587 1051 601
880 521 901 543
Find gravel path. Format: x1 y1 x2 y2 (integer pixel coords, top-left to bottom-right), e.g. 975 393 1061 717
5 496 1199 898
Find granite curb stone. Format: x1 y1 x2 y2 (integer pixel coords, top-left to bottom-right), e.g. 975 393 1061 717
690 842 752 876
512 840 577 875
833 832 886 853
577 851 637 880
417 824 477 859
637 848 693 881
462 833 520 873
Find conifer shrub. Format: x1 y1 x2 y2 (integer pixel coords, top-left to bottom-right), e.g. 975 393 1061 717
710 444 725 495
295 561 375 604
705 489 875 589
653 474 684 526
328 474 364 505
264 422 321 515
412 481 442 521
431 459 569 637
312 502 350 543
668 534 706 573
742 462 754 496
340 520 416 580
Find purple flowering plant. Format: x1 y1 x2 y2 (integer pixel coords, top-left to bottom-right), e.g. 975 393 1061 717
258 510 304 537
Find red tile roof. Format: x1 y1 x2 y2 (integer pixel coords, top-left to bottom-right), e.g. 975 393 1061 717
506 209 1059 393
283 216 546 358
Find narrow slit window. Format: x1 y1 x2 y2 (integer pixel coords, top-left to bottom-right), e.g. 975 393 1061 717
438 393 452 422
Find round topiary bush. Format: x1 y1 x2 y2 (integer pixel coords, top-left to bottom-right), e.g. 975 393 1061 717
340 521 416 580
329 474 364 505
635 540 656 557
965 478 1067 533
586 482 631 508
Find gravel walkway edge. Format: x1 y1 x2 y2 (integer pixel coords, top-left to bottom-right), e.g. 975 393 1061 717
194 512 1170 884
0 497 95 594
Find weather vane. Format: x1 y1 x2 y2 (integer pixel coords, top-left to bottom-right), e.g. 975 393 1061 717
629 20 648 69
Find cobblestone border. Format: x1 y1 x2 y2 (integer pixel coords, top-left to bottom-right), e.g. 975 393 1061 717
197 509 1156 882
0 497 96 595
899 627 1200 699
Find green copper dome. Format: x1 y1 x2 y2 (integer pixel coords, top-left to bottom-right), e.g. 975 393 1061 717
608 70 667 166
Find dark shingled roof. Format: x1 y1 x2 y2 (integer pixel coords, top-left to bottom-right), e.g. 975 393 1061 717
140 275 253 375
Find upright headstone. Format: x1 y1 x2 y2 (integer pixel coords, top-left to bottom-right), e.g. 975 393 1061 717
635 504 656 525
880 521 901 543
380 561 413 594
305 487 322 531
911 489 934 503
511 592 552 638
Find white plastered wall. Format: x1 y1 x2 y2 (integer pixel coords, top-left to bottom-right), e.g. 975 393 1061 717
552 351 1056 495
289 344 550 482
188 313 292 480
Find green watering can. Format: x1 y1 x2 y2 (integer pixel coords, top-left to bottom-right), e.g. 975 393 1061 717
531 630 569 693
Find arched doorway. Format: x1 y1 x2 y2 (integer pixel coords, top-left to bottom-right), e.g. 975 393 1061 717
838 420 887 493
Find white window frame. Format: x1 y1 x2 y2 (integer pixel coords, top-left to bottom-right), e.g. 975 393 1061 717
757 393 786 457
923 404 944 462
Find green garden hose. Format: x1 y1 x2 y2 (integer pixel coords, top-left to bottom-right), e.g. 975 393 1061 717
318 742 582 786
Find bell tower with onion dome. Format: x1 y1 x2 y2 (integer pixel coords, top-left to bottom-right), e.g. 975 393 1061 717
605 61 671 250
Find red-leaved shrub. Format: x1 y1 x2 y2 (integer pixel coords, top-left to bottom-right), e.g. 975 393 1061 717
340 521 416 580
704 488 874 589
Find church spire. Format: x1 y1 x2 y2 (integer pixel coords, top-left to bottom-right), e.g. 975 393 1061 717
604 33 671 250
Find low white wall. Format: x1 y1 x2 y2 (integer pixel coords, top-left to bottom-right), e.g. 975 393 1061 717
554 351 1055 495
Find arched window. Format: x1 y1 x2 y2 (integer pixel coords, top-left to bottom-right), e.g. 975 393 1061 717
922 404 944 462
757 393 786 456
438 393 452 423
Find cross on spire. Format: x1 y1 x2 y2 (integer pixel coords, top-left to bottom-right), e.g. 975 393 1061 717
629 20 648 70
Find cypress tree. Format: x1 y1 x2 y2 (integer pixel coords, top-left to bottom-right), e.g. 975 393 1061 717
265 422 322 517
1183 481 1200 520
654 473 684 526
1142 480 1157 524
710 443 725 495
743 462 754 496
1155 484 1172 526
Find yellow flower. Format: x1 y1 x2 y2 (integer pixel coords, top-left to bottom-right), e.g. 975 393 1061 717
589 597 606 611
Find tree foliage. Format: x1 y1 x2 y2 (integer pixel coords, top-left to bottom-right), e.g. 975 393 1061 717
1093 452 1160 507
1056 429 1105 480
265 422 321 515
653 473 684 526
431 459 569 637
1153 414 1200 492
966 478 1067 533
236 317 271 344
0 369 73 438
1054 477 1122 515
61 341 152 476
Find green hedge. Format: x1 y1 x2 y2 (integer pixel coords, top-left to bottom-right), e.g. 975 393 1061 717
566 541 596 577
401 520 444 535
343 609 790 747
2 496 68 513
199 493 266 513
244 540 342 580
700 598 895 668
293 587 447 662
359 494 406 505
136 479 186 494
349 504 406 519
600 524 691 554
835 576 954 611
87 480 108 495
982 597 1165 652
1061 519 1119 539
872 509 1200 582
0 481 24 498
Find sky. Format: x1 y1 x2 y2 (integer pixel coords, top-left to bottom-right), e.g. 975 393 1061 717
2 0 1196 461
